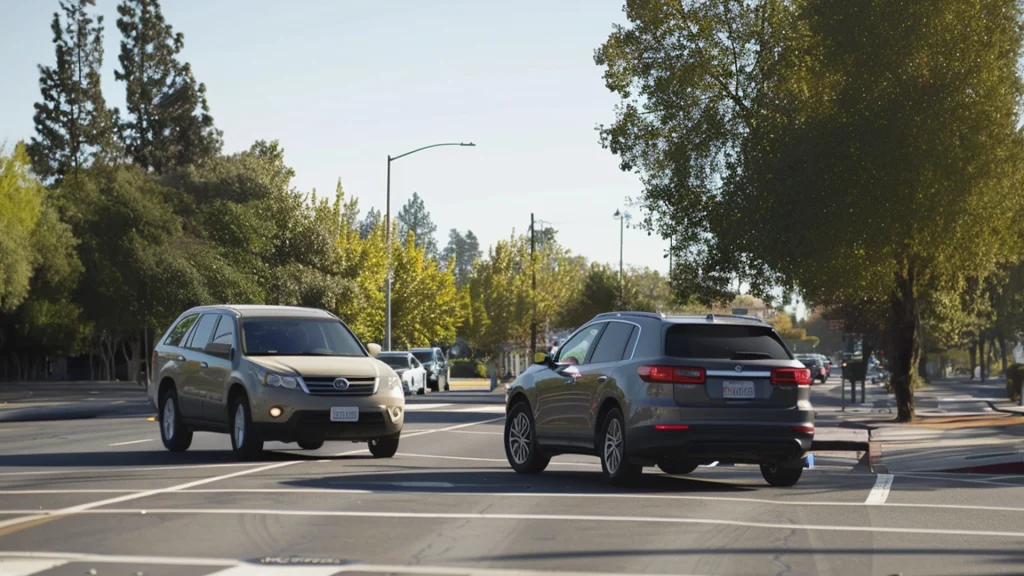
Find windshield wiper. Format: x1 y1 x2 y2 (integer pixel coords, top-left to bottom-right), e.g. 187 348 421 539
731 351 774 360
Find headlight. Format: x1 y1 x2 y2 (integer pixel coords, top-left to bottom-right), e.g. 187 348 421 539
264 373 299 389
385 375 401 390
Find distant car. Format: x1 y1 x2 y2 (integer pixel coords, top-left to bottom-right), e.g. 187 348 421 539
149 305 404 459
411 347 449 391
796 355 828 383
377 352 428 396
504 312 814 487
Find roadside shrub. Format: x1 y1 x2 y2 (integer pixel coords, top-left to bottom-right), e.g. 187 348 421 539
451 359 486 379
1006 364 1023 403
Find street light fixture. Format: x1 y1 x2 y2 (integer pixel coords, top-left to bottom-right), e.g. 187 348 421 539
385 142 475 351
613 209 631 303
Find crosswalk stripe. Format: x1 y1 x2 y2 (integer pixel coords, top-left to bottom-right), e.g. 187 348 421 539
0 559 68 576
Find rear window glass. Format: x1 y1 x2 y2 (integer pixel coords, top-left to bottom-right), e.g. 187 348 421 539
664 325 791 360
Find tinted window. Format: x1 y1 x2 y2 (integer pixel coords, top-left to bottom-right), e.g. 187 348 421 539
212 315 236 345
412 351 433 364
589 322 636 364
665 324 790 360
241 318 365 357
188 314 220 350
378 355 411 369
164 314 199 347
558 324 605 366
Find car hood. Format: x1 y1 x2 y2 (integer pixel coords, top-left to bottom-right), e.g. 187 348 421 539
247 356 380 379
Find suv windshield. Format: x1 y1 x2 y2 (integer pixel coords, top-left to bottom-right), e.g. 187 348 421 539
665 324 791 360
241 318 365 357
411 351 434 364
378 355 410 369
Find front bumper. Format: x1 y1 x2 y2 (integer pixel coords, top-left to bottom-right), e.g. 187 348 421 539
249 383 404 442
628 422 813 465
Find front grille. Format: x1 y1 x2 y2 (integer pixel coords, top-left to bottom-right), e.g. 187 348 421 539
303 377 378 396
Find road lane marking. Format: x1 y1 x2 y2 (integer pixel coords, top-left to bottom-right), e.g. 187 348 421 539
72 507 1024 539
399 417 504 440
0 461 264 478
864 473 894 505
453 406 507 414
447 430 503 435
398 452 601 467
0 558 68 575
402 403 452 411
108 439 153 447
208 565 340 576
0 415 505 534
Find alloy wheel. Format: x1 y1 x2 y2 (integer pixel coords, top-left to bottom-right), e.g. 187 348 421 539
604 418 624 474
162 398 175 439
234 404 246 448
509 412 531 464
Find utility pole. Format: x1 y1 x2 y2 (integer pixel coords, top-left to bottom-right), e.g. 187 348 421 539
530 213 537 360
385 155 392 351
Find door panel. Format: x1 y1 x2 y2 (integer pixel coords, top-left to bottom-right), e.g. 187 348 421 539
537 323 606 444
200 314 236 422
565 322 637 442
178 313 219 418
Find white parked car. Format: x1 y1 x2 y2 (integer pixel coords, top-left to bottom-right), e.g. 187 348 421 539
376 352 427 396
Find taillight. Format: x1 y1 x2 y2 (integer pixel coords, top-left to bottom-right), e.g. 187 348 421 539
792 425 814 433
637 366 706 384
771 367 811 386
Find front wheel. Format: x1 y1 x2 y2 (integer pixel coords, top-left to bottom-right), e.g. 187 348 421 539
159 388 192 452
368 434 399 458
760 462 803 487
416 378 426 395
504 402 550 474
230 396 263 460
600 408 641 485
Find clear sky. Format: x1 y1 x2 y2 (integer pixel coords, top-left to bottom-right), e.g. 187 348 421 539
1 0 670 274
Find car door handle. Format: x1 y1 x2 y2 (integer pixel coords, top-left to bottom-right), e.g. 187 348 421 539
597 376 609 383
199 362 208 368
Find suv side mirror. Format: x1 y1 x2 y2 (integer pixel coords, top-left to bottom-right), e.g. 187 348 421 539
366 343 382 357
204 342 232 360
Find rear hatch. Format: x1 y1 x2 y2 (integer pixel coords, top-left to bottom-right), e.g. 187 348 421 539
658 323 808 409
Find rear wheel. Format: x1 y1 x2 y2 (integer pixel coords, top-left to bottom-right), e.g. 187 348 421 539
159 388 192 452
657 460 699 475
760 462 803 487
230 396 263 460
298 440 324 450
416 377 426 395
504 402 550 474
368 434 399 458
600 408 641 485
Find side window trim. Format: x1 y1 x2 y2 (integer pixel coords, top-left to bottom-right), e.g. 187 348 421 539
587 320 640 365
181 315 203 349
212 314 237 345
187 314 221 352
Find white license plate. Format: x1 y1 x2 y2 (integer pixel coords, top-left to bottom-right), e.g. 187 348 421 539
722 380 756 399
330 406 359 422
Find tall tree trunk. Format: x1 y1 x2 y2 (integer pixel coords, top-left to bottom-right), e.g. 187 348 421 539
121 334 142 386
980 333 987 382
999 333 1008 374
888 266 919 422
969 338 978 380
89 351 95 381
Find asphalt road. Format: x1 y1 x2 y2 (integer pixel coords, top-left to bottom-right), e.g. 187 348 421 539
0 383 1022 576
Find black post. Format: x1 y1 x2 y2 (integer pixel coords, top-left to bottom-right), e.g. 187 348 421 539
530 213 537 361
384 155 392 351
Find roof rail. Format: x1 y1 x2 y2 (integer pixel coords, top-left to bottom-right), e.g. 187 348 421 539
703 313 768 325
593 311 665 321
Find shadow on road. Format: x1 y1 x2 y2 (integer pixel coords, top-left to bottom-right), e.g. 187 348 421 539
283 468 756 495
0 449 380 468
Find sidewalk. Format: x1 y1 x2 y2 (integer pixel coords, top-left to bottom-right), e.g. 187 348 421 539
813 375 1024 473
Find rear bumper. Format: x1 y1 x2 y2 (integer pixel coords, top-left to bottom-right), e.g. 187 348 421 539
627 423 813 465
254 407 402 443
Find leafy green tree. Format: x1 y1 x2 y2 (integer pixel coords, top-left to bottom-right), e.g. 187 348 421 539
0 144 45 313
359 207 381 240
390 231 462 349
115 0 222 174
27 0 118 183
396 192 438 257
442 228 482 288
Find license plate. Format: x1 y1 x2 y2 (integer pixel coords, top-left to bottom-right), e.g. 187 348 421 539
722 380 756 399
330 406 359 422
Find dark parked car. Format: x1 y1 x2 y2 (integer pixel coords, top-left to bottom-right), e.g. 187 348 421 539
796 355 829 383
503 312 814 486
411 347 449 391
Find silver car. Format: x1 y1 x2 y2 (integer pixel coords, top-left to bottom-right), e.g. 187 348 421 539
504 312 814 486
149 305 405 459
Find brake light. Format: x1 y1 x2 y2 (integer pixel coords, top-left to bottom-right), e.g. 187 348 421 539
637 366 706 384
655 424 690 431
792 425 814 433
771 367 811 386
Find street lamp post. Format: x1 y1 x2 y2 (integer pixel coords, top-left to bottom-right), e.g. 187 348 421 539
384 142 475 351
613 209 631 303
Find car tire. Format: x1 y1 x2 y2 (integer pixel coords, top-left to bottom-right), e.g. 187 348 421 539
657 460 699 475
504 401 550 474
599 408 641 485
298 440 324 450
760 462 803 487
368 434 399 458
443 372 450 391
417 378 426 395
230 395 263 460
159 388 192 452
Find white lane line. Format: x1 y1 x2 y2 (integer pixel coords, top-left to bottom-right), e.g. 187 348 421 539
864 473 894 505
453 406 507 414
208 565 340 576
0 551 237 568
0 558 68 575
0 461 264 478
108 439 153 447
447 430 503 436
399 417 504 440
398 452 601 468
402 403 453 411
73 507 1024 539
6 487 1024 514
0 415 505 532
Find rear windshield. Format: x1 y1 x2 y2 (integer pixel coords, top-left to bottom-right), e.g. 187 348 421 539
241 318 365 357
664 324 791 360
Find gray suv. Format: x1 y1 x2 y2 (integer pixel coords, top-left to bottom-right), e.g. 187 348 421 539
503 312 814 486
149 305 405 459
